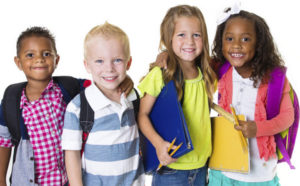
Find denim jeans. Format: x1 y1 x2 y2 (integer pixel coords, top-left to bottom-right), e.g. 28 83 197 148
152 165 208 186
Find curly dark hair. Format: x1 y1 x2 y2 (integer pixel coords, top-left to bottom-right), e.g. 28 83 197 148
212 10 284 86
16 26 57 56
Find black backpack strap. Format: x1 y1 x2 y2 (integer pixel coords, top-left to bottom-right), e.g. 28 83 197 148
132 88 140 120
79 91 94 155
2 82 27 146
53 76 81 103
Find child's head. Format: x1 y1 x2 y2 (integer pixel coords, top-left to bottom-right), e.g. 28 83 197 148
212 10 284 84
14 27 59 82
159 5 216 103
84 22 131 94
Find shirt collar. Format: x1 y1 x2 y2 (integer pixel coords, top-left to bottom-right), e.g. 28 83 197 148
232 67 254 86
184 67 203 83
85 82 137 111
20 79 56 108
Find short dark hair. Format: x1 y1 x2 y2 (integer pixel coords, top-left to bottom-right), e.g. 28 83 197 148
16 26 57 56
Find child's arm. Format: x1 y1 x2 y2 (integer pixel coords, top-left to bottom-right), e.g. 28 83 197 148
65 150 83 186
235 78 294 138
118 75 133 96
138 93 177 166
150 51 168 70
0 147 11 186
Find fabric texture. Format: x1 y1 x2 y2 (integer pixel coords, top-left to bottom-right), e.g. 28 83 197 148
138 66 211 170
62 83 144 186
218 67 294 161
0 77 87 186
208 170 280 186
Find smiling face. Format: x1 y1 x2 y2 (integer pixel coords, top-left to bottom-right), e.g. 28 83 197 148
172 16 203 65
84 35 131 95
14 36 59 83
222 17 256 77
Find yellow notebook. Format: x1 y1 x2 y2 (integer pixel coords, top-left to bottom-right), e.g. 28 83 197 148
209 114 249 173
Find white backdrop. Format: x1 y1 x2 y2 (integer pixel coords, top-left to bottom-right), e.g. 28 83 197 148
1 0 299 185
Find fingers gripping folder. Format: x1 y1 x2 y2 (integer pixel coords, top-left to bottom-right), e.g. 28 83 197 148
209 103 249 173
140 80 193 173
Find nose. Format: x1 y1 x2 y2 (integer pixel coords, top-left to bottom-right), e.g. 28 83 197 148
104 61 114 72
232 39 242 49
36 54 45 63
186 36 195 45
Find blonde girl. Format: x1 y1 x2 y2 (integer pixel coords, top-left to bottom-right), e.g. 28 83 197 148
138 5 216 186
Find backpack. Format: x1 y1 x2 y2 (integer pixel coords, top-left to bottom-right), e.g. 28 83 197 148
79 88 140 156
1 76 89 162
218 61 299 169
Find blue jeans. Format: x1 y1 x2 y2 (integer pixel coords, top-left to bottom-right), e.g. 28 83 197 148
152 165 208 186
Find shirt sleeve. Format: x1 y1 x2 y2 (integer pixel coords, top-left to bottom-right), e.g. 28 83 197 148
137 67 165 98
256 78 295 136
61 95 83 150
0 103 13 148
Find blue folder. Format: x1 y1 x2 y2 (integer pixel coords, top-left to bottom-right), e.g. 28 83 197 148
141 80 193 173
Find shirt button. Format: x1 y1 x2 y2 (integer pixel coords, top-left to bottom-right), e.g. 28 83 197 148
46 114 50 118
29 179 33 183
30 157 34 161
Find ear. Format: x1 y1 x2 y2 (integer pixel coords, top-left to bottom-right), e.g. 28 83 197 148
55 54 60 68
84 60 92 74
126 56 132 70
14 56 23 71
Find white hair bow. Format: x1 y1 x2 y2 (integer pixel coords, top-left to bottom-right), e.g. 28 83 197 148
216 1 241 25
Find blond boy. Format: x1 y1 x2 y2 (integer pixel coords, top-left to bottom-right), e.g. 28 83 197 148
61 22 144 186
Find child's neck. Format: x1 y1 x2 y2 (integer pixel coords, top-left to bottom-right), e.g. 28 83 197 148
235 66 252 79
96 85 121 104
179 62 198 80
25 79 52 102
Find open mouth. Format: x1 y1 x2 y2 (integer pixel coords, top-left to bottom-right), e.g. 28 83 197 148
230 53 244 58
103 76 117 81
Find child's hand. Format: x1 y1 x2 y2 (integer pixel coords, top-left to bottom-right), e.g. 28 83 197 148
156 140 177 166
118 75 133 96
150 51 168 70
234 120 257 138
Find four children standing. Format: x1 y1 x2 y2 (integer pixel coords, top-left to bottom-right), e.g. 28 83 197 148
0 3 297 186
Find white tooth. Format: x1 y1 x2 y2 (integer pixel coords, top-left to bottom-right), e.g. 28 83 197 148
232 53 243 57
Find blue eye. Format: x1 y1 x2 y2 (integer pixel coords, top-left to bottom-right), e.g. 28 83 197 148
114 58 123 63
95 59 104 63
193 33 201 38
178 33 185 37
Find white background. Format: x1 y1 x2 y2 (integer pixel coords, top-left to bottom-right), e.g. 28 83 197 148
0 0 299 185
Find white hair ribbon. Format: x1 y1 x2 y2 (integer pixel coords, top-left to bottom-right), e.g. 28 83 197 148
216 1 241 25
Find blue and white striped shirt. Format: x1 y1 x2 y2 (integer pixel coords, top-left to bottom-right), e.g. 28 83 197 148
62 83 144 186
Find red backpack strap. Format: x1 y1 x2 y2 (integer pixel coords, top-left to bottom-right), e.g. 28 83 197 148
79 91 94 156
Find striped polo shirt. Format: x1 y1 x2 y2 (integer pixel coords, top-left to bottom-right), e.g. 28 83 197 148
62 83 144 186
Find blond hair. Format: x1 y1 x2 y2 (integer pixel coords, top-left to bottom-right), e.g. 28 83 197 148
84 22 130 61
159 5 216 105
